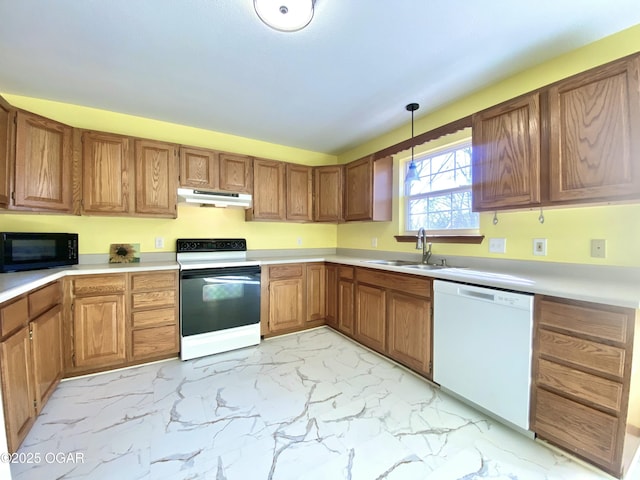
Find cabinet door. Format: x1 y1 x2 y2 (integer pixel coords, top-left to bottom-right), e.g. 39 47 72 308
250 158 285 220
472 93 541 210
314 165 343 222
0 100 11 208
344 157 372 221
286 163 313 221
549 55 640 202
134 139 177 217
337 279 354 335
387 292 431 377
306 264 326 322
219 152 252 193
325 264 338 328
179 146 218 189
0 326 35 452
73 294 126 369
82 131 132 214
31 305 62 412
14 111 73 212
268 278 304 332
355 283 386 352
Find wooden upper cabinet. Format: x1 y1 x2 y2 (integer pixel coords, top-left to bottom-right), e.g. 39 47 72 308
344 155 392 221
549 55 640 203
286 163 312 222
313 165 343 222
472 92 541 211
179 146 219 189
82 131 132 214
134 139 178 217
219 152 252 194
13 111 73 212
0 98 12 208
248 158 285 221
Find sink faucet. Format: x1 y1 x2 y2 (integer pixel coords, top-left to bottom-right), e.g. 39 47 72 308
416 228 432 264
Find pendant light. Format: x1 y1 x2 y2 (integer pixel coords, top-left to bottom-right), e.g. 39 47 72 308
254 0 314 32
405 103 420 183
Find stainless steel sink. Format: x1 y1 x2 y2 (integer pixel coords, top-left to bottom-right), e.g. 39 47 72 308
404 264 447 270
364 259 417 266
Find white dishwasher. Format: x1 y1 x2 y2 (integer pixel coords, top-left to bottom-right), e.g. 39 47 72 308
433 280 534 433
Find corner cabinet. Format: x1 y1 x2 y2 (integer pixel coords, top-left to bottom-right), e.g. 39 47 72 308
531 296 640 478
134 139 178 217
0 281 63 452
472 92 541 211
548 55 640 203
13 111 73 212
344 156 392 221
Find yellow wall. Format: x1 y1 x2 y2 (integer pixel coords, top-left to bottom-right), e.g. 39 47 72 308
337 24 640 267
0 96 338 254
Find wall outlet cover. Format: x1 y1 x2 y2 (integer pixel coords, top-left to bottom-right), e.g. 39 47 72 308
154 237 164 249
533 238 547 256
371 237 378 248
488 237 507 254
591 239 606 258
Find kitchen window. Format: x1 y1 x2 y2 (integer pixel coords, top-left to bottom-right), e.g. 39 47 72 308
404 141 479 234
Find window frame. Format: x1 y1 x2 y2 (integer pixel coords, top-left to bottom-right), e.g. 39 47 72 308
403 139 479 235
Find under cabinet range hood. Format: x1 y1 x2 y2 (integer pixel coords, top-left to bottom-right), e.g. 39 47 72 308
177 188 252 208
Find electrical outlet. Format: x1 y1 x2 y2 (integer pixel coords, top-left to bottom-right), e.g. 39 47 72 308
154 237 164 249
371 237 378 248
297 237 303 246
591 239 606 258
488 237 506 254
533 238 547 256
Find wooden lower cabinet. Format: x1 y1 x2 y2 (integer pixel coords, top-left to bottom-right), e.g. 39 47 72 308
325 264 338 328
263 264 305 335
337 267 355 336
0 326 35 452
306 264 325 322
0 281 63 452
387 292 431 377
531 296 640 478
129 271 179 361
355 284 386 352
73 293 126 369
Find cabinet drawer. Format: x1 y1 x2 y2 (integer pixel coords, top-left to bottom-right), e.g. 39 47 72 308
269 264 303 279
73 275 126 295
533 388 619 469
132 307 176 329
538 329 625 378
538 298 630 344
28 282 61 318
536 358 623 412
1 297 29 337
338 266 354 280
356 268 431 298
131 290 176 310
130 272 176 291
131 325 179 359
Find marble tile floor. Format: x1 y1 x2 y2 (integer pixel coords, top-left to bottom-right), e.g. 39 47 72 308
11 327 640 480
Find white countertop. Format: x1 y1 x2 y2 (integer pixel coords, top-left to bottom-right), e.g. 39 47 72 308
1 255 639 309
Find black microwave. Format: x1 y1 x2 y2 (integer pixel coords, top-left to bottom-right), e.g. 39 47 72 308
0 232 79 273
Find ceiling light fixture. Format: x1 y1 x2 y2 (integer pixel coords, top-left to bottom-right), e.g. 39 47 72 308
405 102 420 183
254 0 314 32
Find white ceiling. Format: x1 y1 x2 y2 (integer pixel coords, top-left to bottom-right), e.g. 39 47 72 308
0 1 639 155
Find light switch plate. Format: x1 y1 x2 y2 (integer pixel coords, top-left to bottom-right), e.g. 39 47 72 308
533 238 547 256
489 237 506 254
591 239 606 258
